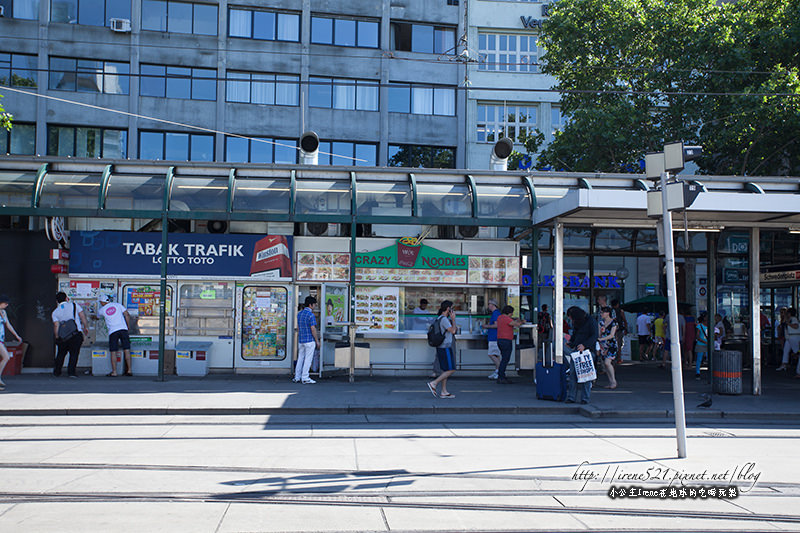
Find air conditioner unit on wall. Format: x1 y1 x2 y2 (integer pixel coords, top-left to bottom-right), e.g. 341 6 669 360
110 18 131 32
302 222 341 237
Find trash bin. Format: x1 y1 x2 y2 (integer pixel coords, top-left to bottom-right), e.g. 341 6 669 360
175 341 212 376
333 340 370 369
712 349 742 395
3 342 28 376
91 345 125 376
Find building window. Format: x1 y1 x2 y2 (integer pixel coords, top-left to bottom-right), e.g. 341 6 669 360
388 83 456 116
391 22 455 54
228 7 299 41
139 130 214 161
140 64 216 100
311 16 378 48
47 125 127 159
225 136 296 164
225 71 299 106
309 77 378 111
0 53 38 87
388 144 455 168
0 0 40 19
551 105 563 136
1 123 36 155
142 0 217 36
50 0 131 26
318 141 377 166
478 33 539 73
48 57 129 94
476 103 538 143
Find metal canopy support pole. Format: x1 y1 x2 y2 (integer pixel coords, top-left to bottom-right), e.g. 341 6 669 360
751 227 761 395
157 211 168 382
554 221 564 364
348 172 357 383
661 171 687 458
708 234 717 386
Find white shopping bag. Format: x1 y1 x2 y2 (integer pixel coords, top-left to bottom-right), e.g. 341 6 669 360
571 350 597 383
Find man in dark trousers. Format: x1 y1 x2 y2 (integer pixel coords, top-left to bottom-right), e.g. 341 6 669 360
565 306 598 404
51 292 89 378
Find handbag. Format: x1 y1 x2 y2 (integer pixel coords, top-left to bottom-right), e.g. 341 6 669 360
57 303 80 342
571 349 597 383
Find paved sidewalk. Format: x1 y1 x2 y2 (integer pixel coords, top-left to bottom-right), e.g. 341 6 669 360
1 363 798 420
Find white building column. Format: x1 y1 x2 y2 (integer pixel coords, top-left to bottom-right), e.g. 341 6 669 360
554 220 564 364
751 227 761 395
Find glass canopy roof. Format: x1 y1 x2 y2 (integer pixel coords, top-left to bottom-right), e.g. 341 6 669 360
0 162 536 226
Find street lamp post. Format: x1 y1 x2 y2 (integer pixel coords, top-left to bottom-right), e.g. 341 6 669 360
646 142 703 459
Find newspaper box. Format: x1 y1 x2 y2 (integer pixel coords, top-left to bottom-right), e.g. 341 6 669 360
130 336 159 376
91 343 125 376
175 341 212 377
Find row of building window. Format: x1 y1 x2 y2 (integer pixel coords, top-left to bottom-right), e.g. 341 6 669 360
2 1 458 54
2 124 456 168
477 103 563 143
4 53 458 115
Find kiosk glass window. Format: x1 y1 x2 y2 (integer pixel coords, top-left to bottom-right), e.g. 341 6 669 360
356 181 411 216
233 178 290 214
563 227 591 249
106 174 164 211
417 183 471 218
635 229 659 252
178 282 233 336
295 180 351 215
0 171 36 207
122 284 174 336
170 176 228 212
39 172 101 209
241 286 287 360
476 184 529 218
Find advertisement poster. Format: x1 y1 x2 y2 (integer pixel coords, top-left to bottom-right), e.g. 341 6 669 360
355 286 399 332
124 285 173 316
296 252 350 281
324 287 348 326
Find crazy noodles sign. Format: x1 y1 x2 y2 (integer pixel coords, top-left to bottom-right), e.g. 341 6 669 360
355 239 467 270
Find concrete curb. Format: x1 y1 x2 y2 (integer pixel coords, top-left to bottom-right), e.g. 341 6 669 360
0 406 798 420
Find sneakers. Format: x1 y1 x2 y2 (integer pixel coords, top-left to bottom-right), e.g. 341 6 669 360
488 371 498 379
291 377 300 383
777 365 787 371
301 378 316 384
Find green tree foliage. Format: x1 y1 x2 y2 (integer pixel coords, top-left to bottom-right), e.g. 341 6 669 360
1 95 12 132
534 0 800 175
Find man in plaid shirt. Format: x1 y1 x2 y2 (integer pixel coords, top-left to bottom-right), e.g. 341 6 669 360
294 296 320 384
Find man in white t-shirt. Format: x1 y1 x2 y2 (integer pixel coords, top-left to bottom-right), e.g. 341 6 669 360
52 292 89 378
636 313 653 361
97 294 132 377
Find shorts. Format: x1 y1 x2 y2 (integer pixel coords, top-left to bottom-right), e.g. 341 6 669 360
436 346 456 372
487 341 501 357
638 335 650 346
109 330 131 351
654 336 665 345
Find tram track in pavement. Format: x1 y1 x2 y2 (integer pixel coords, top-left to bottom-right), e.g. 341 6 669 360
0 488 798 526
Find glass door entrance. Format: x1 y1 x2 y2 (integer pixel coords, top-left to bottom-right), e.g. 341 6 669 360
236 285 290 369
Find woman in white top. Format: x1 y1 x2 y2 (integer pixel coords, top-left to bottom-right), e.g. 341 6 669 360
777 308 800 374
0 294 23 390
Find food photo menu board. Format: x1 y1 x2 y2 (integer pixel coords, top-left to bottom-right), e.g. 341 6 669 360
468 256 520 285
354 286 400 332
296 252 350 281
356 268 467 284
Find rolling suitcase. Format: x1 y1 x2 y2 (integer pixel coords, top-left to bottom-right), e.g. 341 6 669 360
536 350 566 401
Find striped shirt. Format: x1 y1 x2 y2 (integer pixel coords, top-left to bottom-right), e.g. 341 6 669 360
297 307 317 344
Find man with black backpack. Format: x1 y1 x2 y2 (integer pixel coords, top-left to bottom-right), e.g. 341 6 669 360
51 291 89 378
426 300 458 399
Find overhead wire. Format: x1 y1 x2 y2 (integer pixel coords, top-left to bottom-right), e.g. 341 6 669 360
0 84 367 163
